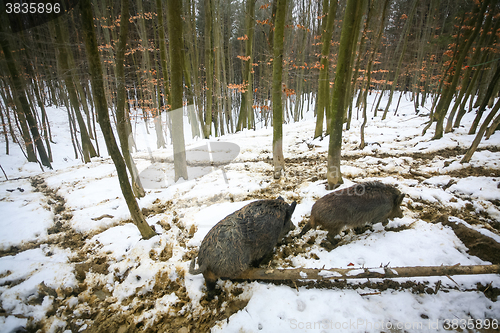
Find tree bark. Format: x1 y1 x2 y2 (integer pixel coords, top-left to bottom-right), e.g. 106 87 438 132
166 0 189 182
116 0 145 198
235 264 500 281
272 0 287 179
80 0 156 239
237 0 256 132
313 0 338 138
204 0 214 138
445 12 497 133
468 64 500 135
461 80 500 164
50 18 97 163
360 0 389 149
433 0 490 139
381 0 418 120
327 0 361 189
0 19 52 169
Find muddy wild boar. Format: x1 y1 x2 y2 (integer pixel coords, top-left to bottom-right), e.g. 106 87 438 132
189 197 297 298
300 182 404 243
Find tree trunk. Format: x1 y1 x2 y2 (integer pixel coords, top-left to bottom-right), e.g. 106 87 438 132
433 0 490 139
204 0 214 138
469 64 500 135
116 0 145 198
235 264 500 281
136 0 165 148
445 12 497 133
360 0 389 149
327 0 361 189
80 0 156 240
461 96 500 163
166 0 189 182
0 104 9 154
185 0 204 138
237 0 256 132
0 19 52 169
485 110 500 140
272 0 287 179
50 18 97 163
381 0 418 120
314 0 338 138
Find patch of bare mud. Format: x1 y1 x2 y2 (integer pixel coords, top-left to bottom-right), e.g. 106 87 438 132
75 270 249 333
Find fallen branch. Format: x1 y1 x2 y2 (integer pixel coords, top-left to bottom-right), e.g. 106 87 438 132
409 167 432 179
91 214 114 221
235 264 500 281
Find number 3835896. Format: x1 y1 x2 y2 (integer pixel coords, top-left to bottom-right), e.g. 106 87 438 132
5 2 61 14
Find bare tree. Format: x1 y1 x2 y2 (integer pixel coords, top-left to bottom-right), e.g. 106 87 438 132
166 0 189 182
79 0 156 239
272 0 287 179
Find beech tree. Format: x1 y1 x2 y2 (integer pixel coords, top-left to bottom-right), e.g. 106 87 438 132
272 0 287 179
326 0 363 189
79 0 156 240
0 16 52 169
432 0 490 139
166 0 189 182
313 0 338 138
236 0 256 132
115 0 145 198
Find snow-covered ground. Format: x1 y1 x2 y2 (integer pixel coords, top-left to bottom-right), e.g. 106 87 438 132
1 92 499 332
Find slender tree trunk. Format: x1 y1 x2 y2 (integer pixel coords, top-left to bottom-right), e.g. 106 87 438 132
167 0 189 182
31 77 53 161
445 9 497 133
213 0 224 135
51 18 97 163
0 19 52 168
314 0 338 138
461 95 500 164
116 0 145 198
157 0 171 110
469 65 500 135
5 83 36 161
344 0 365 130
381 0 418 120
485 109 500 140
433 0 490 139
136 0 165 148
80 0 156 240
237 0 256 132
272 0 288 179
185 0 204 138
0 103 9 154
327 0 361 189
204 0 214 138
360 0 389 149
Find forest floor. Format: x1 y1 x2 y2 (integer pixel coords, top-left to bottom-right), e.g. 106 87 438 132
1 93 500 332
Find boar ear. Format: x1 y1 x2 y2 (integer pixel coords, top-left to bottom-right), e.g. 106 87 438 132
396 193 405 205
285 202 297 223
277 196 284 201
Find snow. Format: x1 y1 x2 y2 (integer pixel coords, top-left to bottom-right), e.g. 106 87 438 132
1 92 500 332
0 179 54 249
